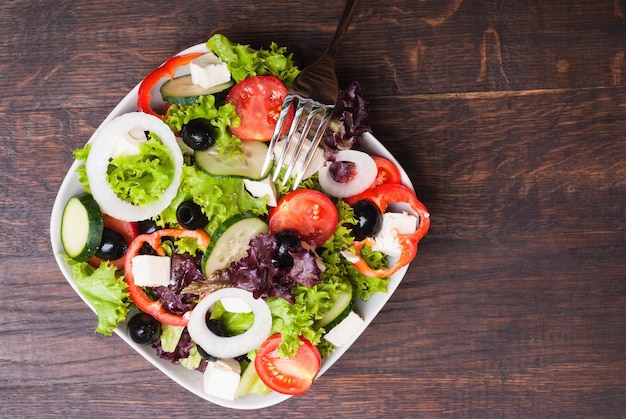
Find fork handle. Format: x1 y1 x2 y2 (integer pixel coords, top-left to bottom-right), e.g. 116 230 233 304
326 0 359 58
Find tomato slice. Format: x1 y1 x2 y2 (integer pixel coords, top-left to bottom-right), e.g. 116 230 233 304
255 334 321 395
370 155 402 188
269 189 338 247
226 75 293 141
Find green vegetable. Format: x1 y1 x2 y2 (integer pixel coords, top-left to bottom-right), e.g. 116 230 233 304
165 94 242 158
66 259 130 335
61 193 103 262
206 34 300 85
210 301 255 336
155 165 268 237
106 134 176 206
159 324 184 353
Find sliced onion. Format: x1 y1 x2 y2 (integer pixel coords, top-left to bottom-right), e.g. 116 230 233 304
318 149 378 198
85 112 183 222
187 288 272 359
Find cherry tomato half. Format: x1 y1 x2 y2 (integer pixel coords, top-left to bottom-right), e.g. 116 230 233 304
226 75 294 141
255 334 321 395
269 189 338 247
370 155 402 188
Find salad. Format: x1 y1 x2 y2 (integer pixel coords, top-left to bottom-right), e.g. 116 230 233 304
54 34 430 405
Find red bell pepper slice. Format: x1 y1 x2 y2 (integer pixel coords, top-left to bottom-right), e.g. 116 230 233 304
345 183 430 278
137 52 204 117
123 228 211 326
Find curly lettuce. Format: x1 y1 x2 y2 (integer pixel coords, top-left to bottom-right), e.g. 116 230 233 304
65 259 130 335
165 95 242 158
155 165 268 236
106 134 176 206
207 34 300 85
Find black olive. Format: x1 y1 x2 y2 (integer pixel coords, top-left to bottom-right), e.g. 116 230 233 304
196 344 216 361
180 118 217 151
273 230 300 268
95 228 128 260
206 318 230 337
127 313 161 345
136 219 158 234
197 318 230 361
176 200 208 230
351 200 383 241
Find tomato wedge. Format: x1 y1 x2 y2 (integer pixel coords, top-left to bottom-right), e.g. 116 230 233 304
269 189 338 247
226 75 293 141
255 334 321 395
370 155 402 188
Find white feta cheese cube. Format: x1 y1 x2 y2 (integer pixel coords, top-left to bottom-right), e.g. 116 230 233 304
382 211 418 235
189 52 231 89
110 127 147 158
220 297 252 313
243 177 278 207
324 311 364 347
371 212 419 257
131 255 171 287
203 358 242 400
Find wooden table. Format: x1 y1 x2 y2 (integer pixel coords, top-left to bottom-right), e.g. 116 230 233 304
2 1 625 417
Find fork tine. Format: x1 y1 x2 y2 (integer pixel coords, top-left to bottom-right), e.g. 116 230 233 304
262 95 295 177
281 103 323 182
271 98 310 182
292 107 333 189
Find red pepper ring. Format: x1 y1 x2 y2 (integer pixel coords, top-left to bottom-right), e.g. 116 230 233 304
137 52 205 117
123 228 211 327
345 183 430 278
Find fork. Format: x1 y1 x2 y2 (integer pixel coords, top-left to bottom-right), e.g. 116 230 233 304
262 0 359 189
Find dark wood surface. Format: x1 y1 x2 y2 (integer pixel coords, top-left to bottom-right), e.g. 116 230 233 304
2 1 625 417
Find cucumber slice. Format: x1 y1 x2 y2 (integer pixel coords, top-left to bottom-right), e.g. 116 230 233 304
194 141 270 180
203 216 269 277
160 75 234 106
315 284 355 331
61 193 104 262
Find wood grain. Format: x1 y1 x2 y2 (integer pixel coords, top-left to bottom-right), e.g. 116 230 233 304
1 0 625 417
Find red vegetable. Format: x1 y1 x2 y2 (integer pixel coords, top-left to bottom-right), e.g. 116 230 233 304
225 75 293 141
269 189 338 247
255 334 321 395
137 53 204 117
123 228 211 326
370 155 402 188
345 183 430 278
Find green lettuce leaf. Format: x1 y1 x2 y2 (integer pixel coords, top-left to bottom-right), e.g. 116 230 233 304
155 165 268 236
206 34 300 85
160 324 185 353
165 95 242 158
66 259 130 335
106 134 175 206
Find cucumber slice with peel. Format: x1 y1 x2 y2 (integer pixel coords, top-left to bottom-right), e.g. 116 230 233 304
160 75 233 106
194 141 270 180
61 193 104 262
315 284 355 331
203 216 269 277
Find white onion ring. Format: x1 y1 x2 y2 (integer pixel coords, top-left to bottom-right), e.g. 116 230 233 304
187 288 272 359
318 149 378 198
85 112 183 222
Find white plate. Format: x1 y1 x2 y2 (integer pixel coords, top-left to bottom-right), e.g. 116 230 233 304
49 43 414 410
